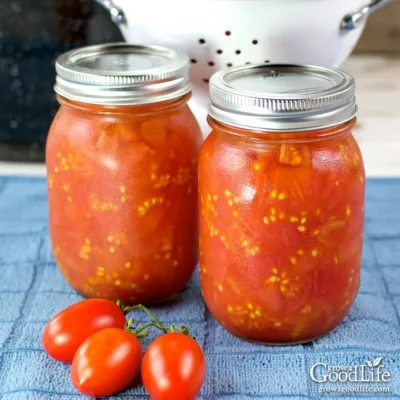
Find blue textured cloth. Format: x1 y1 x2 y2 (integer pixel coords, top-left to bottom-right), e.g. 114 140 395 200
0 176 399 400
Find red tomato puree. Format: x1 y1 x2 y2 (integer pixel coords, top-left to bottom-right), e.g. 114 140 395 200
47 95 202 304
199 118 365 343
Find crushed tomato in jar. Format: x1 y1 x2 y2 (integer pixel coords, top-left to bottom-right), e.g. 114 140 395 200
199 65 365 344
46 44 202 304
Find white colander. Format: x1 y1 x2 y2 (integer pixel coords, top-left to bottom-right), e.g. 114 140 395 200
96 0 391 133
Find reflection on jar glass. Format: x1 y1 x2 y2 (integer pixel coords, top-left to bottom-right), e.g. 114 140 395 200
199 65 365 344
46 44 202 304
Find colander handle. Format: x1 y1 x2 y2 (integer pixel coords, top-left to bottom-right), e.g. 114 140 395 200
341 0 391 31
94 0 126 25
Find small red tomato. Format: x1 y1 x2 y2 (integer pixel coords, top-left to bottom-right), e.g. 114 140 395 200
142 332 206 400
71 327 142 397
42 298 126 363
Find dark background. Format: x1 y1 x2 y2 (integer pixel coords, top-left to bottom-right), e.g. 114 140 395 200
0 0 122 162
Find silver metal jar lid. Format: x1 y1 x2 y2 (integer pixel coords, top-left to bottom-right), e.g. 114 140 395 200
55 43 191 106
209 64 357 132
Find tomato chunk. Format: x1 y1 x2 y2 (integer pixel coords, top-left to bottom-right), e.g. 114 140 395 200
47 96 202 304
199 119 365 343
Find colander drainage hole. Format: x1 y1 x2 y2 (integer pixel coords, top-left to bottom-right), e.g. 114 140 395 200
199 39 206 44
252 40 258 45
225 31 231 36
203 79 209 83
217 49 223 54
208 61 215 67
191 59 197 64
235 50 241 55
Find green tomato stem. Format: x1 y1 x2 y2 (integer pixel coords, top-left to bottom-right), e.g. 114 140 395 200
117 301 191 337
123 304 167 330
134 321 168 335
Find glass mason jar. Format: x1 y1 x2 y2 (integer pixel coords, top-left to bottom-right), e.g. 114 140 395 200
199 65 365 344
47 44 202 304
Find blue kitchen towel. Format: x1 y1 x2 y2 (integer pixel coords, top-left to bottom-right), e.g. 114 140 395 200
0 176 399 400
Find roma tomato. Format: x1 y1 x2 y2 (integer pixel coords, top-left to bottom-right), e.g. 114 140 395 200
71 327 142 397
142 333 206 400
42 298 126 363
